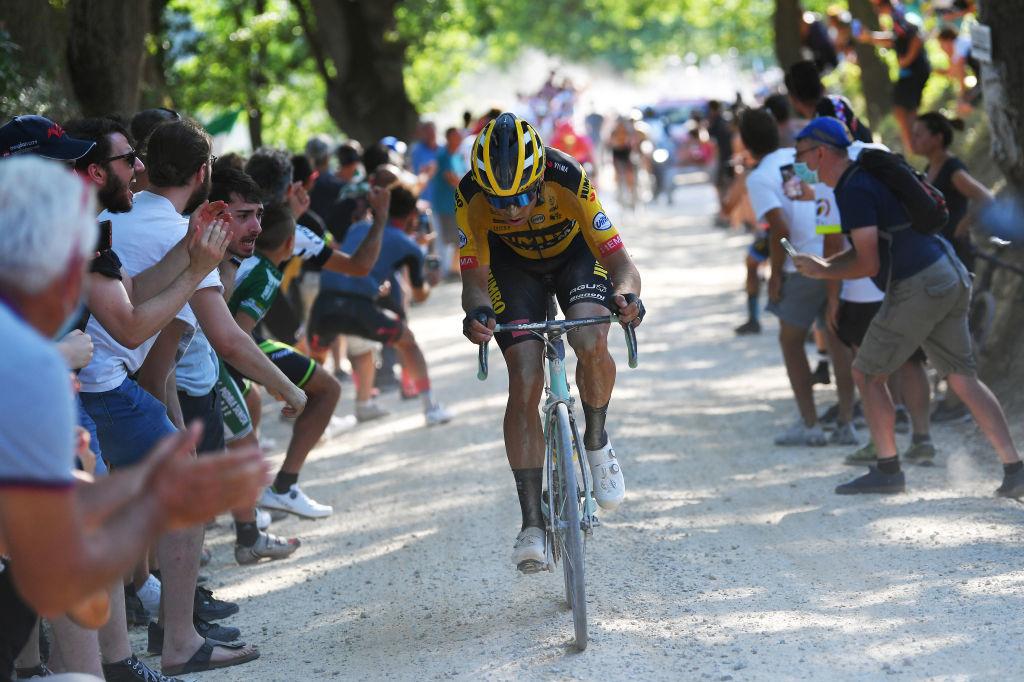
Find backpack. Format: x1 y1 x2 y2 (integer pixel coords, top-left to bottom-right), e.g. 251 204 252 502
854 149 949 235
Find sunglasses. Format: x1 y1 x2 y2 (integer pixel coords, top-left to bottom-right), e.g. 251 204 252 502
103 149 139 166
484 185 540 210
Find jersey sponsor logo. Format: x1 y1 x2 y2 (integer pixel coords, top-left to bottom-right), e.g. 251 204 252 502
530 214 545 224
455 190 465 209
589 191 597 203
592 211 612 231
457 228 468 248
570 282 608 295
459 255 478 270
546 160 570 173
486 273 506 314
579 176 591 200
599 234 623 256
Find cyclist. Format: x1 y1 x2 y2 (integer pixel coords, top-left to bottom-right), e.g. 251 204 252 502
458 113 644 571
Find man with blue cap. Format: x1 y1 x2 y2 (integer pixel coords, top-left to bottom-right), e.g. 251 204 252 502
790 117 1023 498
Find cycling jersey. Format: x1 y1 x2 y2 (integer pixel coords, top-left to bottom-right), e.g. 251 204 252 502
455 146 624 268
230 253 283 323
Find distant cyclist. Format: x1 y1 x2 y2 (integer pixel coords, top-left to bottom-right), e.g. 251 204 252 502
457 113 644 571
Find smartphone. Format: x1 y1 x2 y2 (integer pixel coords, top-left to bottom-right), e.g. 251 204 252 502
96 220 113 252
780 164 803 200
780 237 799 257
425 254 441 272
851 18 863 39
418 212 433 235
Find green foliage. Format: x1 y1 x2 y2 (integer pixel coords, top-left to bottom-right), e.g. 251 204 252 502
0 28 75 121
163 0 333 150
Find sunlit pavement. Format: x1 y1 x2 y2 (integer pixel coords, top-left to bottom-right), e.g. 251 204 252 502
138 181 1024 681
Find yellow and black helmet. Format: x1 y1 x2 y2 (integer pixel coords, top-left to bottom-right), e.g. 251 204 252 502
471 112 546 198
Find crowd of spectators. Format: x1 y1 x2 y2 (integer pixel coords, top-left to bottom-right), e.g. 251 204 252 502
0 102 478 680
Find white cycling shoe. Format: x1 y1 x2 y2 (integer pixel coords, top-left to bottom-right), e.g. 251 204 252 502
588 441 625 511
512 527 546 573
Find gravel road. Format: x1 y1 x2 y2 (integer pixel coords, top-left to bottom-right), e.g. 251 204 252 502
135 183 1024 682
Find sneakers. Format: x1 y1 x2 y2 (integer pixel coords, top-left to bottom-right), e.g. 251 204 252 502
259 484 333 519
588 441 625 510
894 405 911 434
829 421 859 446
425 402 453 426
512 527 546 572
14 664 52 679
194 585 239 622
931 401 971 424
818 403 840 429
255 507 271 531
355 401 389 423
148 618 241 655
124 584 151 626
320 414 357 442
835 466 906 495
844 441 876 466
995 468 1024 498
136 574 161 620
811 360 831 386
235 531 301 565
903 440 937 466
774 420 828 447
734 319 761 335
102 654 181 682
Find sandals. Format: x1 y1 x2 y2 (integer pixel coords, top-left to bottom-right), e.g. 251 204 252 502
161 638 259 676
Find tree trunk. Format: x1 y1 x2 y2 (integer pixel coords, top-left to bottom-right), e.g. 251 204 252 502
975 0 1024 399
297 0 419 146
774 0 803 71
139 0 173 111
847 0 891 130
66 0 150 118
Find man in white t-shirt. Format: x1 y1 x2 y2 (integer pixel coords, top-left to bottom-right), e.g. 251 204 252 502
740 108 834 447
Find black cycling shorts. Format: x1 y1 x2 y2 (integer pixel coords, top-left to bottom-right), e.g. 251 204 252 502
307 292 403 351
177 390 226 454
487 232 615 352
224 338 318 396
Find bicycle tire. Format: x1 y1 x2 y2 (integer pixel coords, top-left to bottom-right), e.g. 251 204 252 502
969 290 996 351
553 401 587 651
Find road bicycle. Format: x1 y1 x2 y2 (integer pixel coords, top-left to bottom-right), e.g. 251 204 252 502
476 292 638 652
968 236 1024 351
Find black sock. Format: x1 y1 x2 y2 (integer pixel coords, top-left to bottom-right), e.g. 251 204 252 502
1004 461 1023 475
877 456 901 475
746 294 759 322
273 471 298 494
513 468 544 531
236 521 259 547
581 401 609 451
912 433 932 445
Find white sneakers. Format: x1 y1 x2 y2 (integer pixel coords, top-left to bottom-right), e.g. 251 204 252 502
425 402 453 426
774 419 828 447
320 414 357 441
136 574 161 619
355 401 389 423
588 441 625 511
512 527 546 571
259 484 333 519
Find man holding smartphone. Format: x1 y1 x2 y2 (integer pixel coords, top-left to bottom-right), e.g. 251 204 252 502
740 108 835 447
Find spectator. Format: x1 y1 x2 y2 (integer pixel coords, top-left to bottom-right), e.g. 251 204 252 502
0 156 267 682
429 127 467 278
859 0 931 153
306 134 341 220
410 121 438 205
128 108 180 193
321 141 365 243
792 117 1023 497
799 8 840 73
764 93 804 147
738 108 836 447
785 61 874 143
936 26 982 112
307 186 452 426
707 101 737 227
79 118 288 675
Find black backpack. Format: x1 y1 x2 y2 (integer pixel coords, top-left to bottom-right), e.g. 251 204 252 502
853 149 949 235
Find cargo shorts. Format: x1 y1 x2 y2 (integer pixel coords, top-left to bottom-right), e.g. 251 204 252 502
854 252 975 379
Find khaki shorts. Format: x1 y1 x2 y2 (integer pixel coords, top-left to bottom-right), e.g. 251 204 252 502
854 254 975 378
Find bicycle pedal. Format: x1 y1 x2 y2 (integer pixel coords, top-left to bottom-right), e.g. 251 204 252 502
517 560 546 575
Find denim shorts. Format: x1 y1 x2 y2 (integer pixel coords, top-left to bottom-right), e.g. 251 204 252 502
77 395 108 477
79 377 177 469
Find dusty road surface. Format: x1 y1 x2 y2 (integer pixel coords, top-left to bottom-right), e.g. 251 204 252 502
135 183 1024 681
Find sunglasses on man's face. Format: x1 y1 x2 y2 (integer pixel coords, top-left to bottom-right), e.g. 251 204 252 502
485 185 540 210
103 150 139 167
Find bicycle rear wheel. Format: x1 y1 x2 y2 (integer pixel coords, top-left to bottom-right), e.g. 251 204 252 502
552 401 587 651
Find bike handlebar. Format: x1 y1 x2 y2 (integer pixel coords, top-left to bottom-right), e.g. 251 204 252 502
477 315 638 380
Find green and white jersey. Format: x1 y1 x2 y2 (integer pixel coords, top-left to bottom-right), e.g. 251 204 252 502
229 253 283 324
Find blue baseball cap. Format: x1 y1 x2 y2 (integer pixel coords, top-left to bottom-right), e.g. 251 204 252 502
796 117 853 148
0 115 96 160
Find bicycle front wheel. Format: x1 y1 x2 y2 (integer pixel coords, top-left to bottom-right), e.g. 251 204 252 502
552 401 587 651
